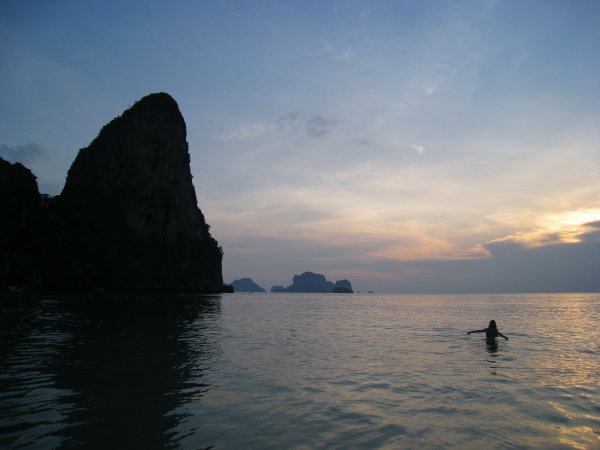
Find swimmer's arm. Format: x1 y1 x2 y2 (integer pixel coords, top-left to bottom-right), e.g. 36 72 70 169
467 329 486 334
498 332 508 340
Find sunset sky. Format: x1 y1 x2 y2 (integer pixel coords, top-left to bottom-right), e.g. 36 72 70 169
1 0 599 292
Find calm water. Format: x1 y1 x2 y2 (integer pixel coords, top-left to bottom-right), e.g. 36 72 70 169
1 292 599 449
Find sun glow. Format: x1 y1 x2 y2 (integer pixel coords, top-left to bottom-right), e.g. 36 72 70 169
540 209 600 242
548 209 600 227
491 208 600 248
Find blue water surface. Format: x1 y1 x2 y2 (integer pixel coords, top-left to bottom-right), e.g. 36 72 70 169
1 292 599 449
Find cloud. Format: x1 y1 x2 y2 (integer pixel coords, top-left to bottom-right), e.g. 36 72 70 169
319 41 358 63
335 48 357 62
487 208 600 248
0 142 47 164
226 123 271 140
222 228 600 293
227 113 335 141
410 144 425 154
361 239 600 293
420 66 457 96
276 113 334 137
351 137 372 146
580 221 600 243
207 148 600 292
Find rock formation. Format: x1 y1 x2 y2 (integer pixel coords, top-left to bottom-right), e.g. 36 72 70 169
0 93 227 292
230 277 266 292
61 93 204 243
0 158 42 287
272 271 353 293
286 272 334 292
333 279 353 293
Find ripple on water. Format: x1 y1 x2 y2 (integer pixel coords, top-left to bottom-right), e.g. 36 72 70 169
1 293 600 449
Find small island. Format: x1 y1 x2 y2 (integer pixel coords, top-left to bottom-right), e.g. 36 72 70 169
270 271 353 293
230 278 266 293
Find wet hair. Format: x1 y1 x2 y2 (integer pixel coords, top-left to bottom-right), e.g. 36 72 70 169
488 320 497 330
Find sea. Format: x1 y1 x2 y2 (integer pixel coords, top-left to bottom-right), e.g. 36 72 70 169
1 292 599 449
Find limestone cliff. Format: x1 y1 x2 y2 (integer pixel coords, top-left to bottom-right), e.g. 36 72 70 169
61 93 206 243
0 93 226 292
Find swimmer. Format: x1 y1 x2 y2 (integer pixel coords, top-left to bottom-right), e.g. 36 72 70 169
467 320 508 340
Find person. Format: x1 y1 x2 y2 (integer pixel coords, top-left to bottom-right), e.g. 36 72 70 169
467 320 508 340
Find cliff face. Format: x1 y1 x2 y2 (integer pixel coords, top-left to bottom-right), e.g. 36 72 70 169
0 158 41 287
1 93 225 292
0 158 40 233
61 93 206 243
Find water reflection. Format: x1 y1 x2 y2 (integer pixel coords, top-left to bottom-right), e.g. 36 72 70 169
486 338 499 354
0 293 221 449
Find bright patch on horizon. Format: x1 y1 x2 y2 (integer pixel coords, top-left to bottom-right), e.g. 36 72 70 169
491 208 600 247
544 209 600 242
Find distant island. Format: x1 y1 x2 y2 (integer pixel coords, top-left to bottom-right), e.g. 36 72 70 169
271 271 353 293
230 278 266 293
0 93 229 293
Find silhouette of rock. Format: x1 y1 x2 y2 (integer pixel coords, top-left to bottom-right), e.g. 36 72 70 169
62 93 205 243
0 158 42 287
270 285 285 292
230 278 266 292
333 279 353 293
275 271 353 293
0 93 226 292
286 272 334 292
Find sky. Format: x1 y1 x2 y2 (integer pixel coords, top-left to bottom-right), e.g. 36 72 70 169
1 0 599 293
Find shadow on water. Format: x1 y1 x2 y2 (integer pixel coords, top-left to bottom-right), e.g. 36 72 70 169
0 292 221 449
486 337 499 354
